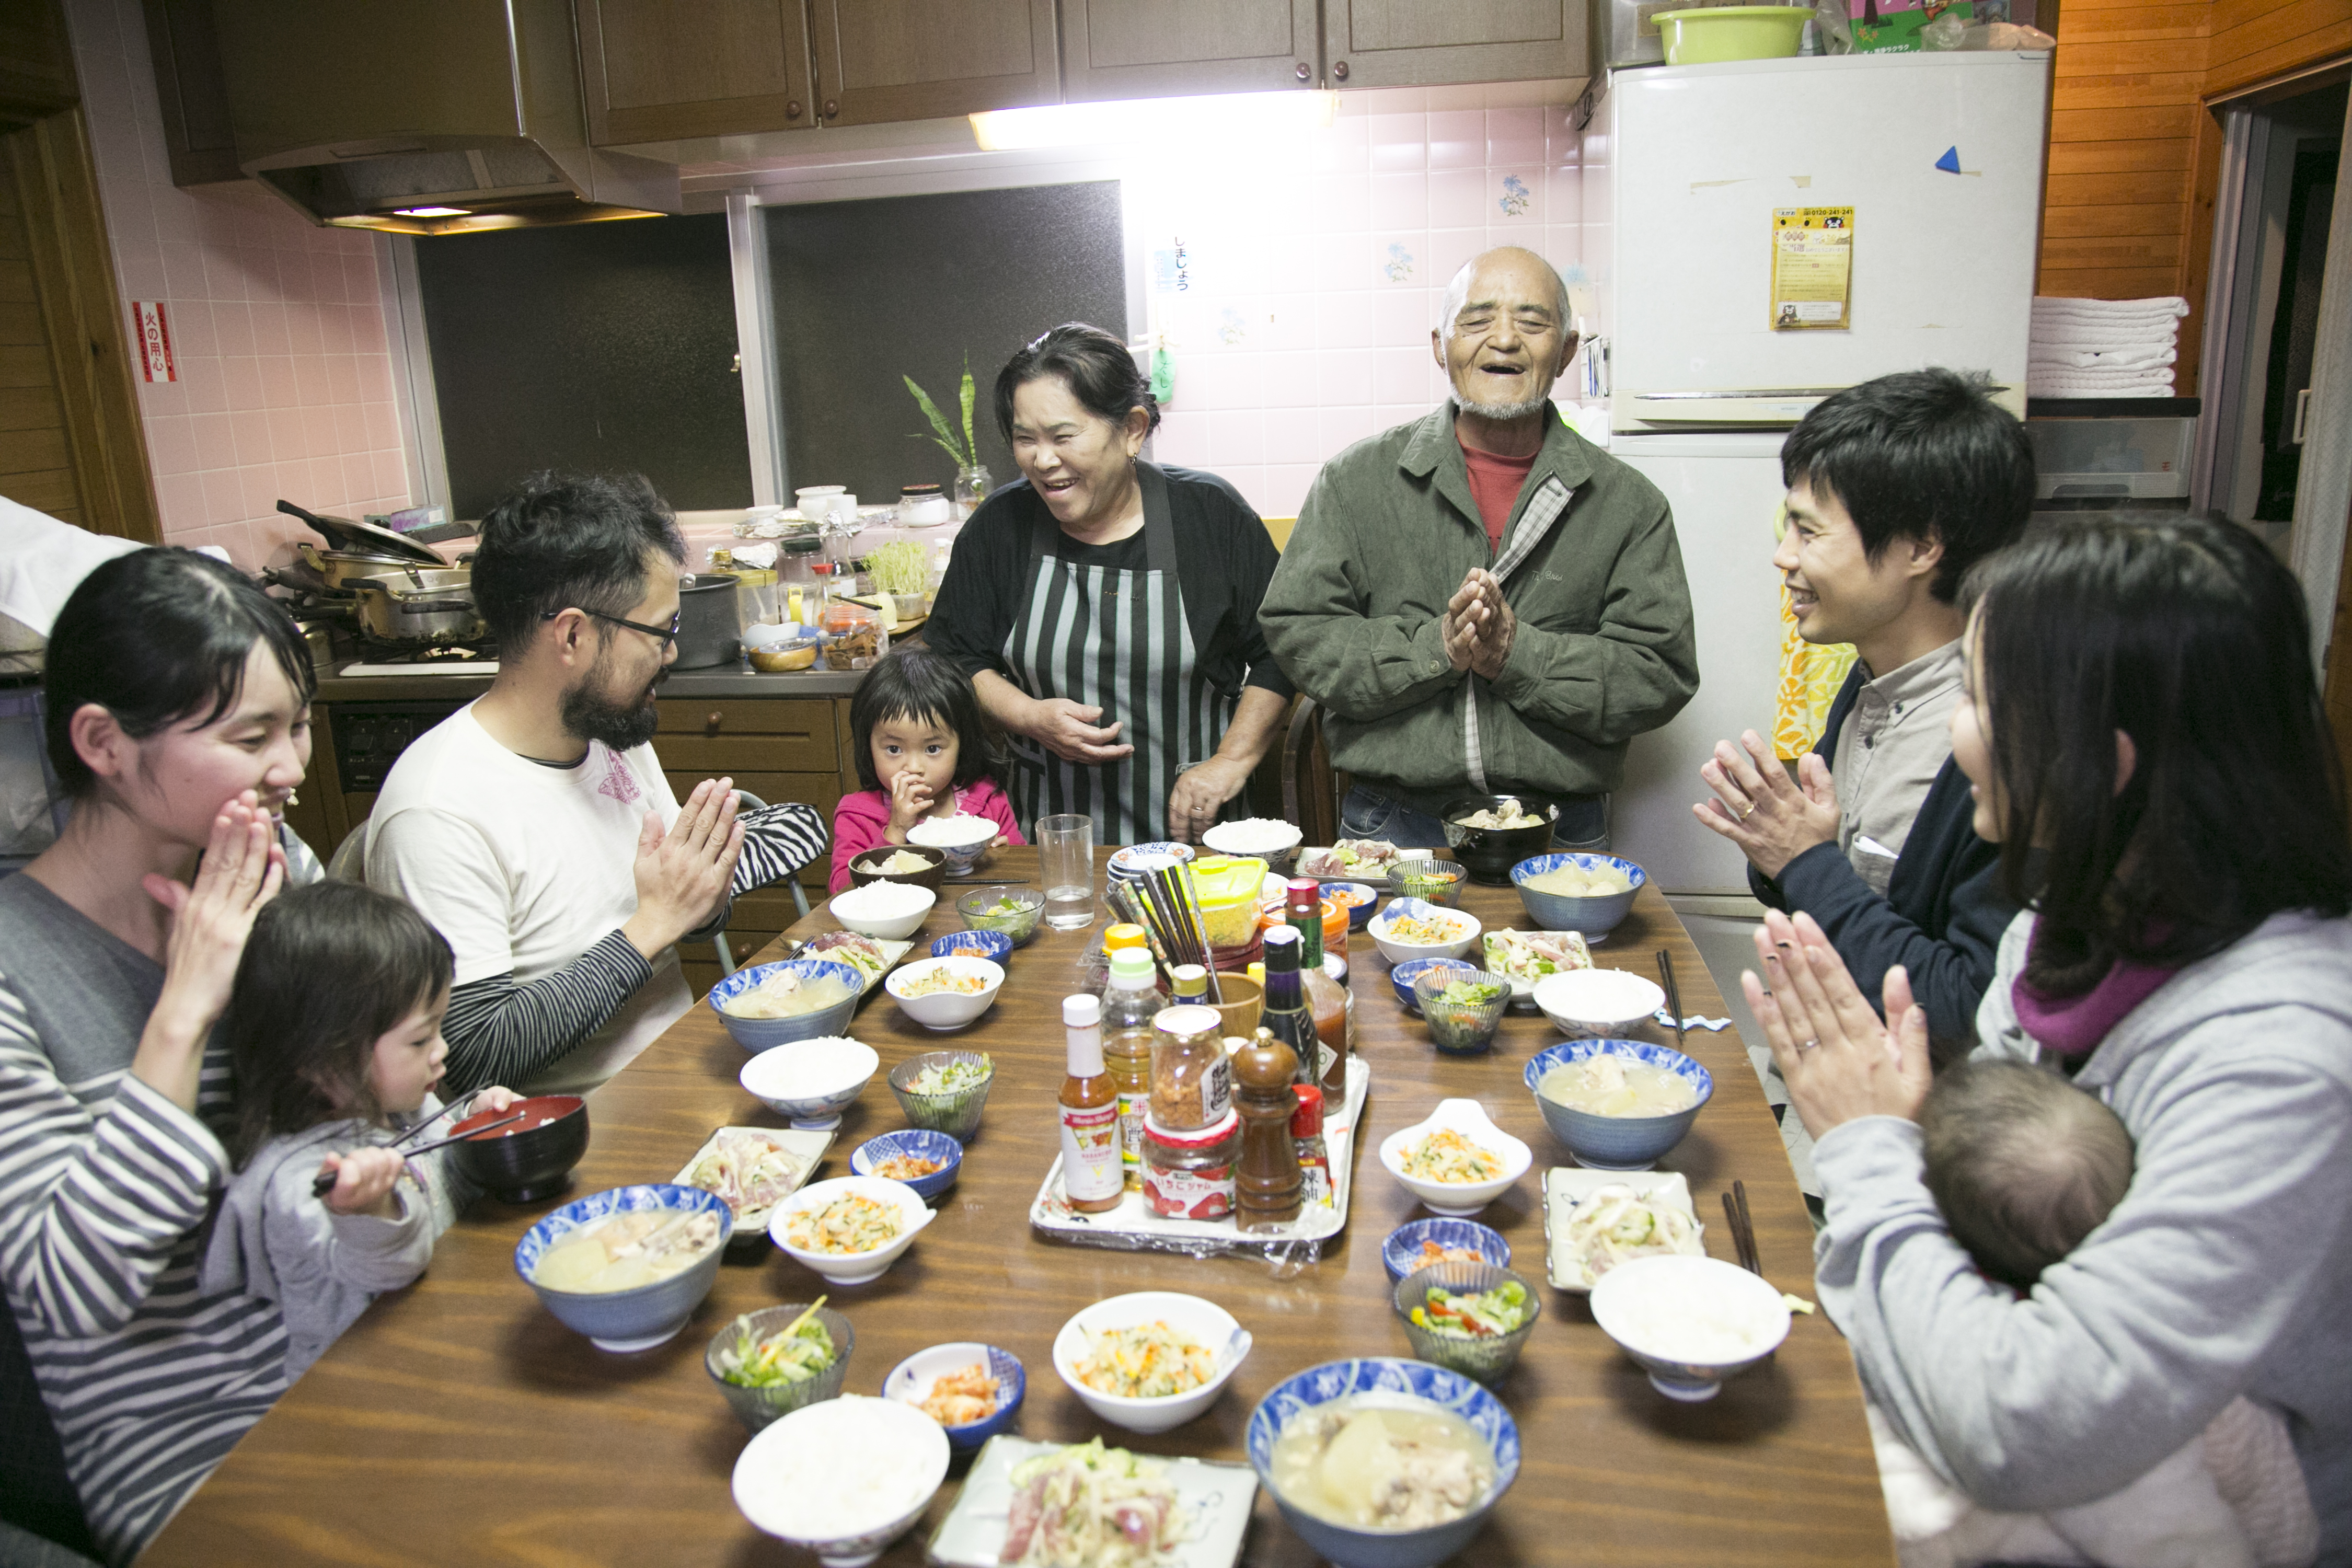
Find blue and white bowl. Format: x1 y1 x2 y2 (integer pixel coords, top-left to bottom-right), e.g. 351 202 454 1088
1329 882 1379 930
1510 853 1646 939
881 1342 1025 1449
1380 1217 1512 1283
928 928 1012 965
1245 1357 1519 1568
848 1128 964 1201
516 1183 733 1352
1523 1039 1713 1170
1388 956 1477 1015
1108 841 1195 881
708 959 865 1053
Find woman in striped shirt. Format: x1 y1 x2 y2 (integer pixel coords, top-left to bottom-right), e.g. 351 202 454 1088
0 549 319 1564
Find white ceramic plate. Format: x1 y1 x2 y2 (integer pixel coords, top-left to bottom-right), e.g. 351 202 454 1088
672 1125 834 1238
1541 1168 1703 1292
927 1436 1257 1568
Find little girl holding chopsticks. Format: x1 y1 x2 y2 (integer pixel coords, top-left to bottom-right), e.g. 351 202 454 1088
200 880 519 1382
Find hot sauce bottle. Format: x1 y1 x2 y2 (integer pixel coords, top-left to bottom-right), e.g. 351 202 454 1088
1058 994 1123 1213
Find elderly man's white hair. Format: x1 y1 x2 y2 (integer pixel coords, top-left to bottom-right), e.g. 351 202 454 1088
1439 247 1572 337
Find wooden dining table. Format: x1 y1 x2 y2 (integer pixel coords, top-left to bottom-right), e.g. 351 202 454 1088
146 849 1895 1567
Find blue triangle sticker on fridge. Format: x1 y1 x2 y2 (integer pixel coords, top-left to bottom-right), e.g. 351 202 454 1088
1935 146 1962 174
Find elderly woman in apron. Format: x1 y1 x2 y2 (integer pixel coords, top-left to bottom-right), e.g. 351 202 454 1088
926 323 1294 847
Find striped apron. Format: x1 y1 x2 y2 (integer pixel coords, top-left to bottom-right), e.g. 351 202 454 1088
1000 463 1235 846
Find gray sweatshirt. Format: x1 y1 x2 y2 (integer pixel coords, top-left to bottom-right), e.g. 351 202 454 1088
1813 909 2352 1563
199 1100 480 1382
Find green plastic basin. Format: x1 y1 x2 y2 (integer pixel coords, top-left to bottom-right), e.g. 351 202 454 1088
1653 6 1815 63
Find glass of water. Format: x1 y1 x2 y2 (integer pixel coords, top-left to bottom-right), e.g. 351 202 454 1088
1036 814 1096 931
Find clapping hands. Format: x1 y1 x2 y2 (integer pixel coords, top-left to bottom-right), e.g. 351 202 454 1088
1443 568 1515 680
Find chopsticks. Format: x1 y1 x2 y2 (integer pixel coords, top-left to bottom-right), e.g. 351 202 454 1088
308 1112 523 1198
1127 862 1222 1003
1721 1180 1762 1276
1656 948 1686 1051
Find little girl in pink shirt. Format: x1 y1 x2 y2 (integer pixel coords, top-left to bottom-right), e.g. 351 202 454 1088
829 647 1024 893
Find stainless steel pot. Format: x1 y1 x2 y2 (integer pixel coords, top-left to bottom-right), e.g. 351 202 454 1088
672 572 743 670
348 570 484 643
297 541 463 593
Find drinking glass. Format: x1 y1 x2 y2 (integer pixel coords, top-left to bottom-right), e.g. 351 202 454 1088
1037 814 1096 931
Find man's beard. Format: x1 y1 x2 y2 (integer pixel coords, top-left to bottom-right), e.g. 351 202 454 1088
561 648 664 751
1451 386 1551 422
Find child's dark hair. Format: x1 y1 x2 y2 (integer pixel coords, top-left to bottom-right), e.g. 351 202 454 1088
1919 1059 2136 1293
847 647 999 793
218 881 454 1169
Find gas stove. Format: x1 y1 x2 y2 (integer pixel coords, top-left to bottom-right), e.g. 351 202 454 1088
338 637 499 677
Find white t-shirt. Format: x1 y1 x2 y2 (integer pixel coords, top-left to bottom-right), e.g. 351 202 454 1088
364 703 689 1094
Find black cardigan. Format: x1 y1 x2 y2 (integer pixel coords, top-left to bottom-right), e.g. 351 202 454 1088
1749 664 2019 1059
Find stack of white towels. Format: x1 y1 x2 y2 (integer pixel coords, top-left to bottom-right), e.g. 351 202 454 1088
2028 296 2189 398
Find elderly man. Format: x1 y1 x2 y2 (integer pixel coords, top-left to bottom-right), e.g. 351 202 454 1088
367 472 822 1097
1262 246 1698 849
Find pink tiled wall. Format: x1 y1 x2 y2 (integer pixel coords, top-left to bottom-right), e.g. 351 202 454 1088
64 0 413 570
1139 100 1583 518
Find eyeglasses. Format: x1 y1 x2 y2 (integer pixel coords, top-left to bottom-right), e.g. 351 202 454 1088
543 607 682 648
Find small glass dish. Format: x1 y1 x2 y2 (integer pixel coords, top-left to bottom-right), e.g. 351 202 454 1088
705 1302 856 1432
955 886 1044 948
1412 967 1512 1055
1390 1260 1541 1386
888 1051 995 1143
1392 860 1466 907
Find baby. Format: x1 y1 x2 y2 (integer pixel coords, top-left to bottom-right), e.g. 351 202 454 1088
1870 1060 2317 1568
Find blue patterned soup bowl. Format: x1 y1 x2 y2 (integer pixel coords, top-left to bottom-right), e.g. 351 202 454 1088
1380 1217 1511 1284
1523 1039 1713 1171
707 958 865 1053
1510 852 1646 939
515 1183 733 1353
848 1128 964 1201
1246 1357 1520 1568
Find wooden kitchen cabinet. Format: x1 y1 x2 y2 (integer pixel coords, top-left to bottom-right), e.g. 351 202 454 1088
576 0 817 143
1322 0 1586 90
1060 0 1323 101
804 0 1057 126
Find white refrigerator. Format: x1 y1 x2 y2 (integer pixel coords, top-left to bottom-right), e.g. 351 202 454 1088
1587 51 2052 893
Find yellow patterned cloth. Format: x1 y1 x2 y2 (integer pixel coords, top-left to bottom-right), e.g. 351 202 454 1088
1770 500 1857 760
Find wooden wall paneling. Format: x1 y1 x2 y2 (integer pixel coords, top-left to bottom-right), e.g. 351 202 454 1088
2206 0 2352 98
3 107 162 543
0 145 84 523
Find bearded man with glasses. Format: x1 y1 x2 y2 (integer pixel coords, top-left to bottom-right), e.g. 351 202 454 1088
366 471 823 1096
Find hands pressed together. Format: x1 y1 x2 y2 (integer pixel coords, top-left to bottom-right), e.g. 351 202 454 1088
1442 568 1516 681
626 777 744 958
134 792 288 1110
1743 909 1931 1140
1694 729 1841 880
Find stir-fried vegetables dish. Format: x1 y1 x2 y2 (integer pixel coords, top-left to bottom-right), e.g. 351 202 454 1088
1003 1439 1185 1568
1400 1129 1506 1184
899 966 991 998
1070 1321 1217 1399
783 1193 901 1255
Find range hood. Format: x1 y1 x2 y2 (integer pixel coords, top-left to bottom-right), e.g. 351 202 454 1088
209 0 678 235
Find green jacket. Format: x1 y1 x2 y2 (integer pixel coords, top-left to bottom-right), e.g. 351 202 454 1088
1261 403 1699 802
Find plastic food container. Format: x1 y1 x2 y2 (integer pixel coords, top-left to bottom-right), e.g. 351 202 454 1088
1651 5 1812 63
1187 856 1270 949
1142 1110 1241 1220
821 601 885 670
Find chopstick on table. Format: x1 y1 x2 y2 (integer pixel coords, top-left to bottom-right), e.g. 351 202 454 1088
1656 948 1687 1050
308 1113 523 1198
1721 1180 1763 1276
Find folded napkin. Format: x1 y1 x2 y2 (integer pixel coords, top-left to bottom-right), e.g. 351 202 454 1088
2032 294 2190 320
2028 345 2178 371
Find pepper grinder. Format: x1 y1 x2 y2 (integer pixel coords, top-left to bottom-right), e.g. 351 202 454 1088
1233 1027 1303 1231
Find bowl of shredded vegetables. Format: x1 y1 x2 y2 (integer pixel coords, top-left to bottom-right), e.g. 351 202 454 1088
1368 899 1482 966
848 1128 963 1200
881 1341 1024 1448
708 1300 856 1432
1052 1292 1251 1435
884 955 1005 1031
770 1176 935 1286
1390 1262 1542 1386
1410 969 1511 1056
955 886 1044 948
1378 1099 1533 1217
887 1051 995 1143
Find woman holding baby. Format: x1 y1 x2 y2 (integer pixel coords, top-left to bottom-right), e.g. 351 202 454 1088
1754 512 2352 1568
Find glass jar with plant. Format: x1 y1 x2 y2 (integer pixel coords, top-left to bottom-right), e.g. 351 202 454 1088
903 355 991 519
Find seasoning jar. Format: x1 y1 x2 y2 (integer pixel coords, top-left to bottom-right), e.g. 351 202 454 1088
821 600 885 670
1142 1110 1241 1220
898 482 953 525
1148 1004 1231 1130
1293 1085 1334 1209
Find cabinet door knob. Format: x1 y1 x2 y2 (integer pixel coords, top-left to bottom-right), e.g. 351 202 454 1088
787 99 803 119
704 711 723 736
1295 61 1312 81
1332 60 1350 81
822 98 839 119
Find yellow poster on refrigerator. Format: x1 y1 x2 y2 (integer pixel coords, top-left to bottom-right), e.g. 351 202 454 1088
1770 207 1853 330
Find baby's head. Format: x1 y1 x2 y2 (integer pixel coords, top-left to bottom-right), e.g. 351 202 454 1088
1919 1060 2135 1293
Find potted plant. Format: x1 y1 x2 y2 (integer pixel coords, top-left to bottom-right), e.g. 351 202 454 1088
904 356 990 518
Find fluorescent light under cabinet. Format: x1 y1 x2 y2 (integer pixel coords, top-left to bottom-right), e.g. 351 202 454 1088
970 90 1341 152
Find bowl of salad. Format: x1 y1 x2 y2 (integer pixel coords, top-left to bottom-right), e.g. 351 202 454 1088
1388 956 1477 1016
1411 969 1512 1055
770 1176 936 1286
1052 1291 1252 1435
881 1341 1024 1450
955 886 1044 948
884 955 1005 1031
848 1128 963 1201
1386 857 1466 907
707 1301 856 1432
887 1051 994 1143
1481 928 1594 1009
1381 1218 1512 1284
1367 898 1481 966
1378 1099 1532 1217
1391 1261 1542 1386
